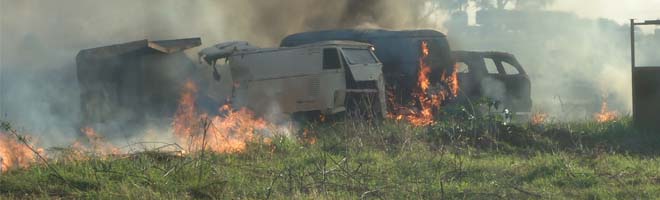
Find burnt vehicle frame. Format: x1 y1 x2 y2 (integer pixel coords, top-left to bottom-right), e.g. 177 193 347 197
76 38 388 134
281 29 454 106
452 51 532 118
282 29 532 119
199 40 388 120
76 38 203 133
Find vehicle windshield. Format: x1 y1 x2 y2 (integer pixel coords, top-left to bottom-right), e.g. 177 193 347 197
342 48 378 65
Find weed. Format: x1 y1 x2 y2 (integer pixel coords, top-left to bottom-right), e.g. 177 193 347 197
0 116 658 199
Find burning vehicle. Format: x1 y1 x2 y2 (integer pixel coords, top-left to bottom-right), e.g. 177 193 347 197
282 29 456 125
198 40 387 120
76 28 532 130
282 29 454 103
76 38 387 133
281 29 532 122
453 51 532 118
76 38 204 133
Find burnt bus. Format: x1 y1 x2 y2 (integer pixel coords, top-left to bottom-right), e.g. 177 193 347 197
281 29 454 105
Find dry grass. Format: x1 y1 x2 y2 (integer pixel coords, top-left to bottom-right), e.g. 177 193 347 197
1 115 659 199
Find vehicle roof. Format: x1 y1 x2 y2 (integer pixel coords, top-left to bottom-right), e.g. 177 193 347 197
452 50 515 58
281 29 446 47
299 40 374 47
233 40 373 56
77 38 201 60
283 29 445 42
452 50 526 74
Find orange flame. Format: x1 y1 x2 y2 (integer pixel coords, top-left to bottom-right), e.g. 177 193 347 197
302 128 317 145
407 41 437 125
595 99 617 123
319 113 326 123
531 112 548 125
443 63 460 97
1 127 119 172
79 127 121 156
0 132 38 172
173 80 275 154
387 40 459 126
173 81 198 143
202 105 266 153
418 41 431 92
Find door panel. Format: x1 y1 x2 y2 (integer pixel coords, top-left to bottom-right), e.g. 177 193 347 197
490 56 531 112
322 48 347 113
633 67 660 131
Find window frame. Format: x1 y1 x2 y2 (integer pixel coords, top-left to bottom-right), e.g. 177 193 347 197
483 57 500 74
340 48 379 65
499 59 520 75
322 48 342 70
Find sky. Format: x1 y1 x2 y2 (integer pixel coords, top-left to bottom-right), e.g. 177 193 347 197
458 0 660 33
550 0 660 32
0 0 658 132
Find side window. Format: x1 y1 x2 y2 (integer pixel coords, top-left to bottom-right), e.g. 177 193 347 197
484 58 499 74
323 48 341 69
456 62 469 73
501 60 520 75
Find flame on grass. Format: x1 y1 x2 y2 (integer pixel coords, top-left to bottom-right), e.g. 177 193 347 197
594 98 617 123
0 132 40 172
173 80 277 154
79 127 121 155
531 112 549 125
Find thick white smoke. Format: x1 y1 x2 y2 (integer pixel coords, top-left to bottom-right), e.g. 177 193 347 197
0 0 442 146
444 1 657 120
0 0 654 147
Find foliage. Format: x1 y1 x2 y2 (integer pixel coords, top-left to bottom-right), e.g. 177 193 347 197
432 0 555 11
1 117 658 199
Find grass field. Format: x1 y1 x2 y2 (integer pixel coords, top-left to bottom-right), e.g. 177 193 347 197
1 116 659 199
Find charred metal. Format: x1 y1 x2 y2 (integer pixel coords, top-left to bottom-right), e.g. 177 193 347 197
76 29 535 132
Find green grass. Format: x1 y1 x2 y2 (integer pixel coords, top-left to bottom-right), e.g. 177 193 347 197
1 117 659 199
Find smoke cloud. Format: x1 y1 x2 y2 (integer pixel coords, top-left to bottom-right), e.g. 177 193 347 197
0 0 442 146
1 0 654 146
444 2 657 120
